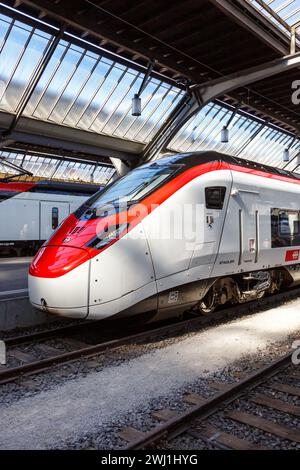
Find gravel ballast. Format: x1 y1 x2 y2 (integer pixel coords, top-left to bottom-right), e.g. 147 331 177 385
0 298 300 449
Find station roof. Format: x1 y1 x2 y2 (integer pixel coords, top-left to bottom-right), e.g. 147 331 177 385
5 0 300 132
0 0 300 178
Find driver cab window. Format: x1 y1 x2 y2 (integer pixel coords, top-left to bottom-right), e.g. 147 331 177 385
205 187 226 210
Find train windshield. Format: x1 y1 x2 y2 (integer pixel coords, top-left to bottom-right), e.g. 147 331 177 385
86 163 180 214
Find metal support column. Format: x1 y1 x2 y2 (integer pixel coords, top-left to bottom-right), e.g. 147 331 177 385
109 157 131 178
290 20 300 54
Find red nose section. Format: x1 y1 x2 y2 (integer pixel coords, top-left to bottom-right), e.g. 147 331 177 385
29 245 90 278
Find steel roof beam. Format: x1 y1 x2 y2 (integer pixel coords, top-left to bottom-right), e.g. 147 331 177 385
249 0 291 31
0 130 137 163
0 112 141 163
220 96 298 132
210 0 289 54
142 51 300 163
216 98 295 133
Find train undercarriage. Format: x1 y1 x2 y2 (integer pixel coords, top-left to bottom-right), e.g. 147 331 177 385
197 269 290 314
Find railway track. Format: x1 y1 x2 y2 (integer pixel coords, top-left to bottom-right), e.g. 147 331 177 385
120 352 300 450
3 319 93 347
1 286 300 387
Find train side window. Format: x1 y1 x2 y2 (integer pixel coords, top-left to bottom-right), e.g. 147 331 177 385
271 208 300 247
52 207 59 230
279 212 290 236
205 187 226 210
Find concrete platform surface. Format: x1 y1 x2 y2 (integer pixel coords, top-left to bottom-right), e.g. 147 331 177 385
0 257 32 296
0 258 61 331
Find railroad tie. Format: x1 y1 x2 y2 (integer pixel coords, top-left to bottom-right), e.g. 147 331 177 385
207 381 231 392
119 427 146 443
190 424 268 450
85 359 101 369
53 369 71 379
183 393 207 405
289 371 300 380
34 344 62 356
250 394 300 418
152 409 179 422
230 363 265 380
8 349 36 364
266 382 300 397
227 411 300 443
18 378 40 391
61 338 90 349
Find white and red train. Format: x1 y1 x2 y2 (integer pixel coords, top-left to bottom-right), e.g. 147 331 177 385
29 151 300 321
0 180 101 256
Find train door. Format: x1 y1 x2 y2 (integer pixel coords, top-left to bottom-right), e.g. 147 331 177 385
213 178 260 277
40 201 70 241
189 184 231 270
236 190 259 267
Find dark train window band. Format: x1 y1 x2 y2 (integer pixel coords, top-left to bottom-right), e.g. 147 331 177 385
271 208 300 248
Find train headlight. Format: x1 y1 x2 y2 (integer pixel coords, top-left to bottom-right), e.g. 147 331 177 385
86 223 129 251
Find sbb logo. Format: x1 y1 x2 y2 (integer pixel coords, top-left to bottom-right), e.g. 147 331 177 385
285 250 300 262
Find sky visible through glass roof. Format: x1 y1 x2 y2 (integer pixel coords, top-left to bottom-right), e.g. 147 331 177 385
250 0 300 27
0 150 115 184
0 4 300 180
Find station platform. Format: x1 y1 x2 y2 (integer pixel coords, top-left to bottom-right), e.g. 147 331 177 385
0 257 31 298
0 257 56 332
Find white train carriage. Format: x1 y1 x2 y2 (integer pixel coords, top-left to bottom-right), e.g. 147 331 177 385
0 180 101 256
28 152 300 320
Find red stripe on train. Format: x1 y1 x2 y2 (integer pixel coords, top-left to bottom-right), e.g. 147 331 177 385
0 182 36 192
30 160 300 279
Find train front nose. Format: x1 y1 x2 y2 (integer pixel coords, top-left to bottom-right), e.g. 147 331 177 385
28 245 91 318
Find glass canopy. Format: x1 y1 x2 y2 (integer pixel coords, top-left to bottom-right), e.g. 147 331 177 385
0 5 299 179
250 0 300 28
0 11 183 145
0 150 115 184
169 102 300 171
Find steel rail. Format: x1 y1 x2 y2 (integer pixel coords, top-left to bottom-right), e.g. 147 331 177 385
1 285 300 386
0 316 212 385
125 352 293 449
3 319 93 347
5 281 300 348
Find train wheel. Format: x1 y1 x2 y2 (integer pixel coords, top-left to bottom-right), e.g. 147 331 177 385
198 289 217 315
257 291 265 300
